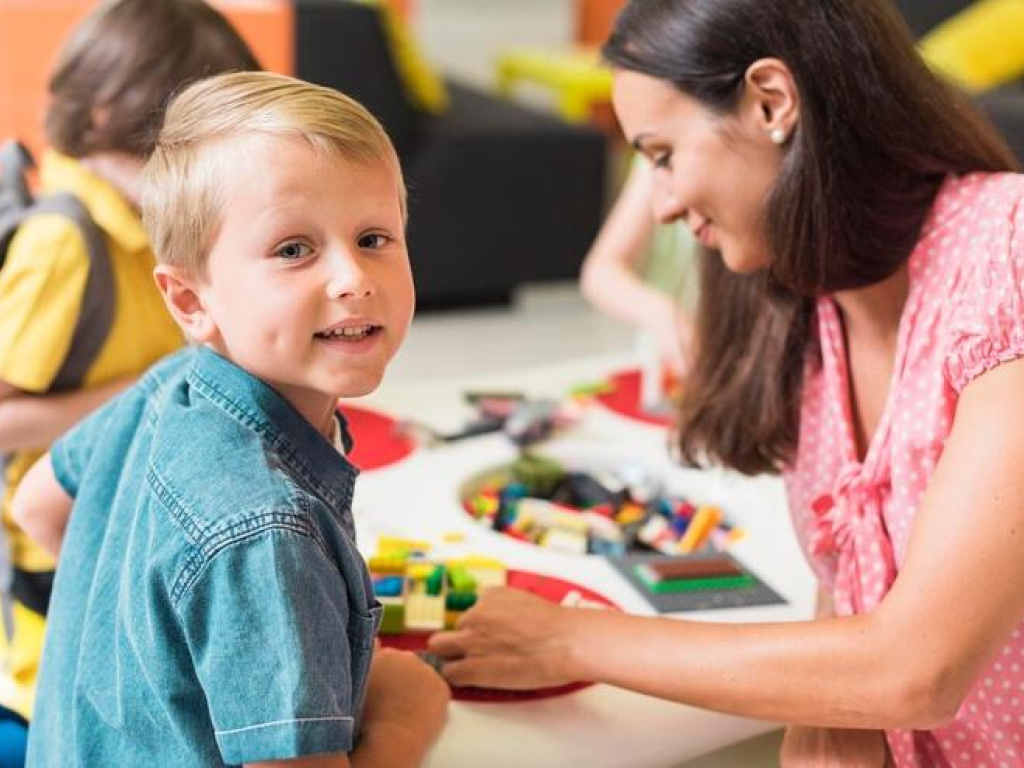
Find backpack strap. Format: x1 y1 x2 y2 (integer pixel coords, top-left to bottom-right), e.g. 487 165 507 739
0 142 32 209
27 194 116 394
0 142 36 269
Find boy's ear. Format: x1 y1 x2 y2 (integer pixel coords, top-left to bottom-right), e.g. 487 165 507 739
153 265 219 343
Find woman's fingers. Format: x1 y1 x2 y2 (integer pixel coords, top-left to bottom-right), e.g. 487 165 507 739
427 629 472 659
441 655 549 690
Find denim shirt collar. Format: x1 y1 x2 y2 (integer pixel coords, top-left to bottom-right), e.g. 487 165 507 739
186 346 358 510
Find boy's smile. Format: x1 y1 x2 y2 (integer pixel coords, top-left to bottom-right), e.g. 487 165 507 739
179 134 414 434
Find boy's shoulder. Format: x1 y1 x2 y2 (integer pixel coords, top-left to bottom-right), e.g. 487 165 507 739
141 349 356 569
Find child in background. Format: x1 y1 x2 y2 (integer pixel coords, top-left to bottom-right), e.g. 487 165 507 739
0 0 257 760
14 70 449 766
578 157 699 410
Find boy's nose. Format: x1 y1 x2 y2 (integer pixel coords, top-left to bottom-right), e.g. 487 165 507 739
326 253 375 299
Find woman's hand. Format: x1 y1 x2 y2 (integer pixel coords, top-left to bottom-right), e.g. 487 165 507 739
427 587 580 690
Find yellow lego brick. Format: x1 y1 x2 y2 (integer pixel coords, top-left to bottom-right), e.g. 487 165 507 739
405 592 445 631
378 536 431 556
677 505 722 554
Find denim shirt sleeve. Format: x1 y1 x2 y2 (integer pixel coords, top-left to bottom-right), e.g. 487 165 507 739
50 390 128 498
175 526 369 764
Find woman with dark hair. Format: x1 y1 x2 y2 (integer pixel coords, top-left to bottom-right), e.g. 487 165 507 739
430 1 1024 764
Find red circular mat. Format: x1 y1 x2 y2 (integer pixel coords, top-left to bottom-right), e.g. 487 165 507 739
380 570 617 702
337 404 415 471
593 368 671 427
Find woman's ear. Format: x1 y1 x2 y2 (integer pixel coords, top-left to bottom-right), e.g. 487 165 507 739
153 265 219 344
741 57 800 145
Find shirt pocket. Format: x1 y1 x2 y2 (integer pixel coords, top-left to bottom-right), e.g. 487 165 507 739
347 599 383 733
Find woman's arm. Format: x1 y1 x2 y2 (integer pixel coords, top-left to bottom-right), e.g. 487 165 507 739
11 453 74 558
0 376 134 453
579 162 691 373
432 356 1024 731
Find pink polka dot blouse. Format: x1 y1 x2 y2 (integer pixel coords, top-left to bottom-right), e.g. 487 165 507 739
784 173 1024 767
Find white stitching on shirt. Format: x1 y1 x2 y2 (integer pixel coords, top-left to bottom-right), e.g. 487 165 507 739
215 715 354 736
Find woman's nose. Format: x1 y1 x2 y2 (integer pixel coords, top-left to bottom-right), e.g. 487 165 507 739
653 190 686 225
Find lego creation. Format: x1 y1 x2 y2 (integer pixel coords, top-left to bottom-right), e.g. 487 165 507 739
609 551 786 613
369 538 616 702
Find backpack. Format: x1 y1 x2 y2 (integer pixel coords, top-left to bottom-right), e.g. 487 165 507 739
0 139 115 640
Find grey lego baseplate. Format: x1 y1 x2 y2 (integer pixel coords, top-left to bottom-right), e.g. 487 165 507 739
608 551 787 613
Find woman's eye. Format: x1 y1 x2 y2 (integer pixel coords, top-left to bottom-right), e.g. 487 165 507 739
653 152 673 170
358 233 391 250
275 241 312 260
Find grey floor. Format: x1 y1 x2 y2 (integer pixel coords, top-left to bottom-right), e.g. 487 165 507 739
385 281 634 385
387 281 783 768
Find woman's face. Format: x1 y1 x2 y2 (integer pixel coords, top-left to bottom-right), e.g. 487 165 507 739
612 69 784 274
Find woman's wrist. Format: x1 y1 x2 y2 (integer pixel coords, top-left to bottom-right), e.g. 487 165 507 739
555 604 602 683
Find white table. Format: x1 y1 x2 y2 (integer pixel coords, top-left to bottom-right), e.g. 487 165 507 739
352 354 817 767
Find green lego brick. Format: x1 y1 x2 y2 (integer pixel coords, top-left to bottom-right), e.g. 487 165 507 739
447 564 477 593
426 565 445 596
445 591 478 611
380 602 405 634
634 567 756 594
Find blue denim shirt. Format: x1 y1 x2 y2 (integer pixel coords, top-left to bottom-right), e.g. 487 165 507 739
27 346 381 766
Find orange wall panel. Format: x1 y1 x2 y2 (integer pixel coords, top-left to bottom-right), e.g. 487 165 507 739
0 0 293 158
576 0 626 47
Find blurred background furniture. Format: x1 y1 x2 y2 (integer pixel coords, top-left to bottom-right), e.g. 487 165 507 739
295 0 607 308
896 0 1024 164
0 0 608 309
495 47 612 124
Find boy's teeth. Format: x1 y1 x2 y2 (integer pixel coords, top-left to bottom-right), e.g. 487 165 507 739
322 325 373 339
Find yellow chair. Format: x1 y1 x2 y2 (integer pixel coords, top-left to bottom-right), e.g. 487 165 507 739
495 47 613 123
920 0 1024 91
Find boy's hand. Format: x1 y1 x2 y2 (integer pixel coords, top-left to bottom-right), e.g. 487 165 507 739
362 649 450 752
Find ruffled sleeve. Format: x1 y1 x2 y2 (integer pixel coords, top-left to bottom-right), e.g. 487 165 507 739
944 178 1024 393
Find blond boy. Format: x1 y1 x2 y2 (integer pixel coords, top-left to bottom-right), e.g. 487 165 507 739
13 72 448 767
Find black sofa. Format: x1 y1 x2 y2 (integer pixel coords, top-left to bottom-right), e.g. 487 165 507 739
293 0 608 308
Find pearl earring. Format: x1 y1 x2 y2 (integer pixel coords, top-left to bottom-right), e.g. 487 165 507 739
770 127 788 145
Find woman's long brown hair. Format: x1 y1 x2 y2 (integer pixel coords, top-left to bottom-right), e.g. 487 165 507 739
604 0 1018 475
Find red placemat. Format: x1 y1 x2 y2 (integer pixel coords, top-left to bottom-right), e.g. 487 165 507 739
593 368 671 427
380 571 617 702
338 404 416 471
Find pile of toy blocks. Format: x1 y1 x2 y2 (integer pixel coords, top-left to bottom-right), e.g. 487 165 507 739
369 538 508 634
463 454 745 557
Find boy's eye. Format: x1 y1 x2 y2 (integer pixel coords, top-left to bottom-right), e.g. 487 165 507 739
358 233 392 250
653 151 673 170
275 241 312 260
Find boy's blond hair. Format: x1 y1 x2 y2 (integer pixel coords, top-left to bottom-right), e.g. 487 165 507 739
141 71 405 277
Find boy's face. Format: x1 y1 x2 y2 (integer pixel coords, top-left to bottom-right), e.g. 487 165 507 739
181 135 413 431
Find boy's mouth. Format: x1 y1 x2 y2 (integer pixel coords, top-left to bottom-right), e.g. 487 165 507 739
314 324 382 341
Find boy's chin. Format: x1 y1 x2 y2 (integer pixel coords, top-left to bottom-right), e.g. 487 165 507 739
332 370 386 399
